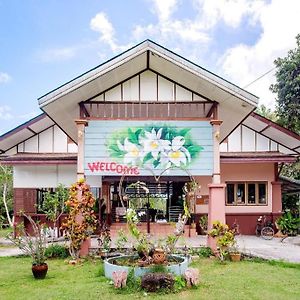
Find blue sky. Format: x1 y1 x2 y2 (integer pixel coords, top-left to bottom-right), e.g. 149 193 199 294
0 0 299 135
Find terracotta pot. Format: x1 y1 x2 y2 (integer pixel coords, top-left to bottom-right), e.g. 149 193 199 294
152 249 166 264
32 263 48 279
230 253 241 262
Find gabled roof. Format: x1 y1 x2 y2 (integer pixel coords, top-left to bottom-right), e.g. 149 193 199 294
243 113 300 154
38 39 259 142
0 113 54 154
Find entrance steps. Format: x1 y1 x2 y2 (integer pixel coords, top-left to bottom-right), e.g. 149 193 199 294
109 223 197 238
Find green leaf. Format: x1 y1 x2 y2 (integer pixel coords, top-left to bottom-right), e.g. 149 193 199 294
153 159 160 168
143 152 153 163
187 145 203 157
178 128 191 137
128 128 138 144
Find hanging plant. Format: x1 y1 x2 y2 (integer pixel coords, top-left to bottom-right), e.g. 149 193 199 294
61 179 97 259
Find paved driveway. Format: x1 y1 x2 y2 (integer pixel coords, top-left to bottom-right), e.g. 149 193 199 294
1 235 300 263
236 235 300 263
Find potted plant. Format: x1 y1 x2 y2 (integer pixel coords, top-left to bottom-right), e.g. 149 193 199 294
199 215 208 235
228 244 241 262
7 213 48 279
208 220 235 262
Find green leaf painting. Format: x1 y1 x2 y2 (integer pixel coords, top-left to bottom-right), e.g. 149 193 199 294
107 124 204 169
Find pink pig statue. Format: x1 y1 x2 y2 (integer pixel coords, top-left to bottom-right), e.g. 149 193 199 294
112 270 128 288
184 268 199 287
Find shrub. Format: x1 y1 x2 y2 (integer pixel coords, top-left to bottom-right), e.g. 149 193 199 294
276 211 300 236
45 244 69 259
197 247 213 258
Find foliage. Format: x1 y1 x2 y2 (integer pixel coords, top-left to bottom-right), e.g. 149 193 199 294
282 193 300 214
255 104 278 122
6 213 47 265
44 244 69 259
270 34 300 134
149 264 167 273
208 220 236 261
97 224 111 252
0 164 13 227
115 229 128 252
196 246 213 258
173 275 187 292
61 179 97 259
40 184 69 224
276 211 300 236
107 124 203 169
199 215 208 231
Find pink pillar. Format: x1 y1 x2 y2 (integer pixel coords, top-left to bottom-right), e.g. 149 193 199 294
271 181 282 215
207 120 226 249
75 119 90 256
75 119 88 180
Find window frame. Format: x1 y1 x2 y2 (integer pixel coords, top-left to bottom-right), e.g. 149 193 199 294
225 181 268 206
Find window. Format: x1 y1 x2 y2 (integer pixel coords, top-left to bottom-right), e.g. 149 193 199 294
226 182 267 205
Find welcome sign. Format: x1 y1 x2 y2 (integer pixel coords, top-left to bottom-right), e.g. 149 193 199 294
84 120 213 176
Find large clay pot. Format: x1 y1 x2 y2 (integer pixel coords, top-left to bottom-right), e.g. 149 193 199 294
32 263 48 279
152 249 166 264
230 253 241 262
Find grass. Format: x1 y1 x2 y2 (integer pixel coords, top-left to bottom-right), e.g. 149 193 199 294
0 227 12 238
0 256 299 300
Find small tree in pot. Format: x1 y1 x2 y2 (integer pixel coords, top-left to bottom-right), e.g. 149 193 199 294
7 213 48 279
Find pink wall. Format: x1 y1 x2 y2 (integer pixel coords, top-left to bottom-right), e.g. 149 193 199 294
195 163 276 214
221 163 274 214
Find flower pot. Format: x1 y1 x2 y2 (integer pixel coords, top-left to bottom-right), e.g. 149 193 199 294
230 253 241 262
32 263 48 279
152 248 166 264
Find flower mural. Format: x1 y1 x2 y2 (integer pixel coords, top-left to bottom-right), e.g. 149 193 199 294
107 124 203 169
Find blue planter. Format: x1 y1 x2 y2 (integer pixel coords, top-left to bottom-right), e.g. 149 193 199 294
104 255 189 279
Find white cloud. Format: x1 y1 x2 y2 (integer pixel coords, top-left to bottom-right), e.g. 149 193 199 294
90 12 131 53
0 105 13 120
39 47 77 62
0 72 11 84
219 0 300 108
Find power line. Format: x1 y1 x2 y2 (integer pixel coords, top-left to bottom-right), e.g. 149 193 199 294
243 67 276 89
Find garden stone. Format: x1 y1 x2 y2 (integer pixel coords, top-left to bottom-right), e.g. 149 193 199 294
141 272 174 292
184 267 199 287
112 270 127 288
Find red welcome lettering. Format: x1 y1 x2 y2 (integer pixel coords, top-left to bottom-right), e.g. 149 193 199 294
87 161 140 175
88 162 100 172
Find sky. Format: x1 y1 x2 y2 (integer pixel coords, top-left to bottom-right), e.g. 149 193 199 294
0 0 299 135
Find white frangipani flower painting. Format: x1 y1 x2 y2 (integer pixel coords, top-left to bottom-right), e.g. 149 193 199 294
108 124 203 169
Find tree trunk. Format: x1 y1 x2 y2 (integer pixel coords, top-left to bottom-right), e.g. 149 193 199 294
2 183 13 227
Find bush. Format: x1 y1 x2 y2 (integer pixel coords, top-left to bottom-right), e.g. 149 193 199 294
276 211 300 236
45 244 69 259
197 247 213 258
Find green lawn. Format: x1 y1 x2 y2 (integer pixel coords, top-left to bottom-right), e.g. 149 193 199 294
0 256 299 300
0 227 12 238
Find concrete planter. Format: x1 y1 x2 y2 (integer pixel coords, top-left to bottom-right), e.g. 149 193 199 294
104 255 189 279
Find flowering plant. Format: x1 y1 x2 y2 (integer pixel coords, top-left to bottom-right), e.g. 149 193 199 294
7 213 47 265
107 124 203 169
61 179 97 259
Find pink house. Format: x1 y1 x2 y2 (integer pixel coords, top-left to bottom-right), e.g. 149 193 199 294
0 40 299 237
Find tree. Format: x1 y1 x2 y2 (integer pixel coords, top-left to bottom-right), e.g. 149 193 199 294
270 34 300 134
270 34 300 215
0 164 13 227
255 104 278 122
39 184 69 238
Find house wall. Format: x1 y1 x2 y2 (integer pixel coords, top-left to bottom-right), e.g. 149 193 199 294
220 124 280 153
15 124 78 154
13 165 77 188
92 70 210 108
195 163 277 234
